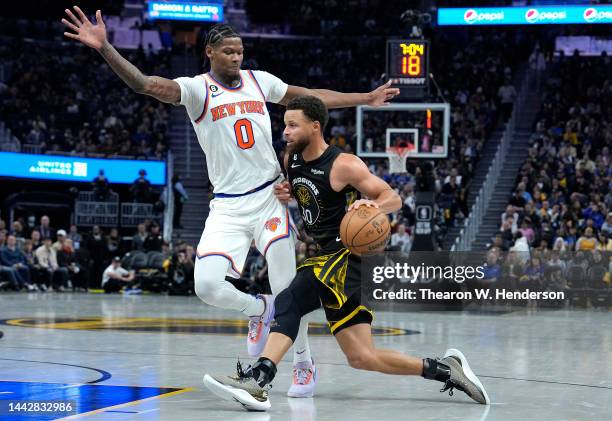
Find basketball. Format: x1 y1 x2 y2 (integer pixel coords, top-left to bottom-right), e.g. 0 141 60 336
340 206 390 256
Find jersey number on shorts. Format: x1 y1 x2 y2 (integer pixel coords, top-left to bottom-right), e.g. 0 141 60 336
234 118 255 150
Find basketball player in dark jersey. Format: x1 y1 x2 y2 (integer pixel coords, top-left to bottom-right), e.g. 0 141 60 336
204 96 489 410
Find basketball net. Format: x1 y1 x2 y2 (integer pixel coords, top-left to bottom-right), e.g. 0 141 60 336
386 147 409 174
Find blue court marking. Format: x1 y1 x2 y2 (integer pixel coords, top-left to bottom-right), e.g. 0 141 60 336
0 381 186 420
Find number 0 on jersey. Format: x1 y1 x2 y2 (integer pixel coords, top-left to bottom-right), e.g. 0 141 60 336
234 118 255 150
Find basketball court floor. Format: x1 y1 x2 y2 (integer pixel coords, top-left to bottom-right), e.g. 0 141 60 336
0 293 610 420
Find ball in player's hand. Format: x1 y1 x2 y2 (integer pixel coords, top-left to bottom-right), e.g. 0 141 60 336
340 206 390 256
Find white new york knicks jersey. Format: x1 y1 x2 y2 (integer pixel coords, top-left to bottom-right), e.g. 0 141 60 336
174 70 287 194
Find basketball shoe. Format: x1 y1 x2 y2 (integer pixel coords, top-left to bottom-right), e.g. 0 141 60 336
247 294 275 357
287 359 317 398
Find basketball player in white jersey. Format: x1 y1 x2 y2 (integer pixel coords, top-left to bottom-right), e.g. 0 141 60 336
62 7 399 397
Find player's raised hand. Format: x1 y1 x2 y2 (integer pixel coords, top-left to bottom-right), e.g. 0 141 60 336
274 181 292 205
62 7 107 50
366 80 400 107
348 199 379 211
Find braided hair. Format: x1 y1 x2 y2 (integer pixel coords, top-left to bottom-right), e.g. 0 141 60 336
204 24 241 48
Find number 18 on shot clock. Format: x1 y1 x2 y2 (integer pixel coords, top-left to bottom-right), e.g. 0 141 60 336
386 39 430 100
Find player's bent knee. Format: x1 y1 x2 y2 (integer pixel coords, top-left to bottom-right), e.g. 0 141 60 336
194 268 222 304
346 350 376 370
271 289 301 341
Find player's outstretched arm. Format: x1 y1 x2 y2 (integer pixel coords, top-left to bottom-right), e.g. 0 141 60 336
331 154 401 214
280 81 399 109
61 6 180 104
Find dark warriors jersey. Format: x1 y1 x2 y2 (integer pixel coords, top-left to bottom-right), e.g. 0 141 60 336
287 146 359 252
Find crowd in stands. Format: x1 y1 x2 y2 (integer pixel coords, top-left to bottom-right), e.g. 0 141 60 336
492 53 611 254
0 215 193 295
477 53 612 302
0 39 171 159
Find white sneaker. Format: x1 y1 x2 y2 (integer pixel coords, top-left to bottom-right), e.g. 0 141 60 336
287 359 316 398
247 294 275 357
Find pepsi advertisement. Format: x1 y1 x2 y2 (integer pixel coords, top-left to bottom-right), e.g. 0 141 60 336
148 1 223 22
438 5 612 26
0 152 166 185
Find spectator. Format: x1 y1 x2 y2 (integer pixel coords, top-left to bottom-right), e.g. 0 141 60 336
131 223 148 252
34 237 69 291
501 205 519 233
510 233 530 264
576 227 598 251
167 250 195 295
0 263 20 291
52 229 67 251
11 220 26 240
390 224 412 253
30 229 42 249
106 227 120 257
509 190 526 211
172 174 189 229
479 251 502 286
519 220 535 245
35 215 55 240
67 224 82 249
144 224 163 252
92 169 111 201
20 240 44 291
87 225 107 286
57 238 84 290
497 77 517 120
131 169 152 203
102 256 136 293
546 251 566 273
602 213 612 236
0 234 34 291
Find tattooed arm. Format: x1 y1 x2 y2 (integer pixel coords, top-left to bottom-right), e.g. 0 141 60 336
61 6 180 104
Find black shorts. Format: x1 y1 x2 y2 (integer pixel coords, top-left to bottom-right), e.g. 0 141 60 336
297 248 373 335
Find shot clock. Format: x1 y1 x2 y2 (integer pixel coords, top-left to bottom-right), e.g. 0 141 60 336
386 39 430 99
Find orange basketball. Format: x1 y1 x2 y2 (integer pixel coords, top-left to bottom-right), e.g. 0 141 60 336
339 206 390 256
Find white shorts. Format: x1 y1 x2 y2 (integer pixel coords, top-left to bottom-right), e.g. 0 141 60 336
196 183 297 278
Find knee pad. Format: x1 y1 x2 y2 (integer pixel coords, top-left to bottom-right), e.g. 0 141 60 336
271 289 301 341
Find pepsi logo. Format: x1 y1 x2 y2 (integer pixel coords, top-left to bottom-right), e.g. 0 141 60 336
525 9 538 23
583 8 596 22
464 9 477 24
463 9 504 24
